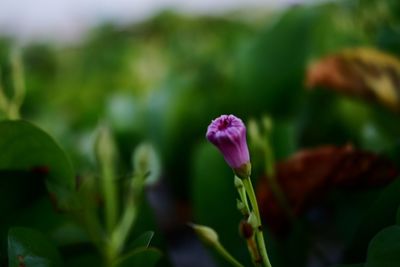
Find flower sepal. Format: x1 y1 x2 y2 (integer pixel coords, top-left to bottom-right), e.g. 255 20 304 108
233 162 251 179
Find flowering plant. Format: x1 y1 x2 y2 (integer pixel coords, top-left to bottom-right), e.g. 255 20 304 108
200 114 272 267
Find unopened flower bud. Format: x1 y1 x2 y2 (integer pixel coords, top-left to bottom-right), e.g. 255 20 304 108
236 199 245 210
233 162 251 180
206 114 251 178
248 119 262 146
262 116 273 134
190 223 219 247
95 125 117 168
248 212 258 229
236 199 248 216
132 143 161 185
234 176 244 189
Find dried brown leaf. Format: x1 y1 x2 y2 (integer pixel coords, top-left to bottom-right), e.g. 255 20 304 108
257 144 398 234
306 47 400 112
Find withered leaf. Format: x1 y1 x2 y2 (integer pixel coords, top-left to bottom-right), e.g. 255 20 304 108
306 47 400 112
257 144 398 234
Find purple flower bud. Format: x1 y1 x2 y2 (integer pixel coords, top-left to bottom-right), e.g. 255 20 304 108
206 115 251 177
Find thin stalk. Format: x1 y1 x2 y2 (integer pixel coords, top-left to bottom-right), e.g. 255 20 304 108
243 177 272 267
9 49 25 119
0 71 8 114
96 126 119 235
72 208 104 254
263 141 275 179
109 177 143 258
238 186 249 213
265 173 293 220
263 140 294 220
235 176 250 217
101 163 118 234
110 202 137 256
214 243 245 267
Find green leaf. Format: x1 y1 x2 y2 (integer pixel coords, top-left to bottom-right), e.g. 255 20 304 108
115 247 161 267
64 253 102 267
0 120 77 209
397 206 400 225
8 227 63 267
332 264 364 267
127 231 154 250
365 225 400 267
345 178 400 261
236 5 351 118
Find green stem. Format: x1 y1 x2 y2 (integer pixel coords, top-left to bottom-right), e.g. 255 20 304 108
101 164 118 234
263 141 294 220
239 186 249 213
214 243 244 267
263 142 275 179
265 174 293 220
72 209 105 254
243 177 272 267
0 71 8 114
109 177 143 258
235 176 250 217
9 49 25 119
110 204 137 255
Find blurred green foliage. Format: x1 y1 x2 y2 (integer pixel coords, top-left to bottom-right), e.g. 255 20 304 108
1 0 400 266
8 227 63 267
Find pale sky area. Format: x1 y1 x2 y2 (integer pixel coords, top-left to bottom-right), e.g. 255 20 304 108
0 0 321 42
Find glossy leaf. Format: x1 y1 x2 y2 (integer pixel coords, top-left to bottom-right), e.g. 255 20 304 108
127 231 154 250
0 120 77 209
115 247 161 267
397 206 400 225
64 253 102 267
237 7 316 117
8 227 63 267
345 178 400 262
365 225 400 267
332 264 364 267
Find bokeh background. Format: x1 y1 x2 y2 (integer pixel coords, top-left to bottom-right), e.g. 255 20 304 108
1 0 400 266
